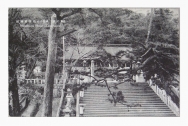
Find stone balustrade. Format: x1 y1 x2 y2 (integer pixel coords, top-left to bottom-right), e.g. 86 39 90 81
25 79 63 85
148 80 180 116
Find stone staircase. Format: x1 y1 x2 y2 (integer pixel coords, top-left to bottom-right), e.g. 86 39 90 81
80 82 176 117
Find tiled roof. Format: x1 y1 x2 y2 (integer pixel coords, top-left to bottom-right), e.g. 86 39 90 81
64 46 132 60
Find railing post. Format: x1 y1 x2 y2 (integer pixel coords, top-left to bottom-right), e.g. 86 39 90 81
168 96 171 107
156 85 158 94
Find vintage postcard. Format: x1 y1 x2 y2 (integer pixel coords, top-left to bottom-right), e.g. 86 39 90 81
8 8 179 117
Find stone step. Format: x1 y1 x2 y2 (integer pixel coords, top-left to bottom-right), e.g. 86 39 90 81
83 105 170 109
85 106 170 110
83 109 173 112
85 104 168 109
84 90 156 93
83 95 161 98
86 87 151 91
82 100 163 103
83 113 176 117
81 82 175 117
83 115 176 117
82 101 165 105
84 91 154 94
82 97 162 101
83 109 174 113
86 88 152 91
85 90 154 93
84 91 156 95
82 104 170 108
83 94 160 98
83 111 174 114
81 100 163 103
88 86 149 90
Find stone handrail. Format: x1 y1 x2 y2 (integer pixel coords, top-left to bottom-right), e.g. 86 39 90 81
148 80 180 116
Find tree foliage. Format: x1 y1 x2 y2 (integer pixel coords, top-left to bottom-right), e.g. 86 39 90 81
132 9 179 89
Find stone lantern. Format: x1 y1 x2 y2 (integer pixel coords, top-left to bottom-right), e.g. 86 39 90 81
63 88 74 117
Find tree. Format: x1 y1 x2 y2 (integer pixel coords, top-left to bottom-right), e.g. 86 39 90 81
41 8 82 117
41 13 58 117
132 9 179 89
9 8 28 116
77 8 134 45
9 8 48 116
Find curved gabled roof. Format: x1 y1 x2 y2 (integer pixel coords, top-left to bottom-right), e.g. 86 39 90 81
64 45 132 60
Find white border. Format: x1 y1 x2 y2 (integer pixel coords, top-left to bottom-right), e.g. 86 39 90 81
1 0 187 126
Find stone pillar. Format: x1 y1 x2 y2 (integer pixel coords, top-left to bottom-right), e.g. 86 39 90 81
91 60 94 82
79 104 85 116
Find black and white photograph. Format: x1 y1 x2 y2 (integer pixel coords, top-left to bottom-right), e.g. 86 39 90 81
8 8 180 117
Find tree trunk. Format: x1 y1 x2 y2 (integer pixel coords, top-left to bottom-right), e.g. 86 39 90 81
9 55 21 116
145 8 154 47
9 77 20 116
41 14 58 117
